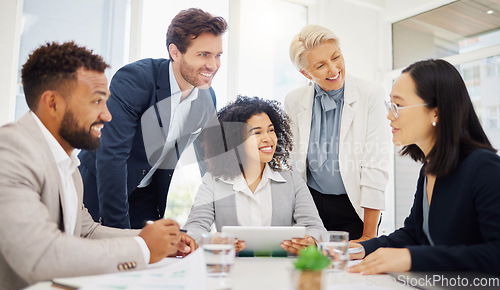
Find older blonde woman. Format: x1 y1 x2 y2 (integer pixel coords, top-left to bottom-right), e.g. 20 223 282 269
285 24 391 242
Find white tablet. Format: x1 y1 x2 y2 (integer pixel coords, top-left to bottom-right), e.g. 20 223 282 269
221 226 306 254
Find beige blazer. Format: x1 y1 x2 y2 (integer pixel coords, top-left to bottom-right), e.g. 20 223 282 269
284 74 391 220
0 113 145 290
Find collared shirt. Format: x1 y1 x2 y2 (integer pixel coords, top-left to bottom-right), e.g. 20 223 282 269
306 83 347 195
31 112 79 235
219 164 286 226
138 62 199 188
167 61 199 144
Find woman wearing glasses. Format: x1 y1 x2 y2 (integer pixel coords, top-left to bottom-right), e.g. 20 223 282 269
349 59 500 275
285 24 391 242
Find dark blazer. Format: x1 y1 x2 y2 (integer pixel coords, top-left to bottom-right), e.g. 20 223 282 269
78 58 217 229
361 149 500 275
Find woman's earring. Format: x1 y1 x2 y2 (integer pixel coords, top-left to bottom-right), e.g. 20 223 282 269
308 80 312 86
432 121 436 127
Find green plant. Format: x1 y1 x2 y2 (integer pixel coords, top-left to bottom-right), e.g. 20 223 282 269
293 245 330 271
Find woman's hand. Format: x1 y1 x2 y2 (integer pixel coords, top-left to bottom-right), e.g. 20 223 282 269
280 235 316 256
235 238 246 252
350 235 375 243
347 248 411 275
348 242 365 260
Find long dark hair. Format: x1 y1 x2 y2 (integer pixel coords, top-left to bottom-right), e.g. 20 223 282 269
203 96 293 179
400 59 495 177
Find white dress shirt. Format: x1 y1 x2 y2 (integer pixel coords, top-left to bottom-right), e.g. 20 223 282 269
220 164 286 226
167 61 199 144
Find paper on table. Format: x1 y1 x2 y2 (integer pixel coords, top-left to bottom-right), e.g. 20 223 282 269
51 258 185 289
325 283 394 290
75 248 206 290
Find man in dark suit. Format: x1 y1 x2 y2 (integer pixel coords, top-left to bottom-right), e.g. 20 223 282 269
78 8 228 229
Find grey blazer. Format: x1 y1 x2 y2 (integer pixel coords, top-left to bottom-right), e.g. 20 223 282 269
183 170 327 242
0 113 145 290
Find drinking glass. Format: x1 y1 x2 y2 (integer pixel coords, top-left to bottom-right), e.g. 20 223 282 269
318 231 349 271
201 232 235 277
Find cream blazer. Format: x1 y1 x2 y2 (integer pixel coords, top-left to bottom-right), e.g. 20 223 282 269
284 74 391 220
0 113 145 290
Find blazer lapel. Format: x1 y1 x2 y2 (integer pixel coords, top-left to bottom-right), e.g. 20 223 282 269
155 59 173 136
270 181 280 226
72 172 84 236
214 181 240 228
340 75 358 142
297 85 315 161
155 59 172 103
270 179 292 226
19 113 67 232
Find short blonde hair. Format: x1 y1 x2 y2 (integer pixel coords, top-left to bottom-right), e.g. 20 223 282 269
289 24 340 70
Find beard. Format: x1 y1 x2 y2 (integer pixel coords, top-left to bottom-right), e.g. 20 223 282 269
179 57 215 89
59 109 102 150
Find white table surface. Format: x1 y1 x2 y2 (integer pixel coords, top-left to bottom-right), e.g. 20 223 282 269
25 257 414 290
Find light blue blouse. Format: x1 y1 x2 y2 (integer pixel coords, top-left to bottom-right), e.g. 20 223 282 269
306 83 347 195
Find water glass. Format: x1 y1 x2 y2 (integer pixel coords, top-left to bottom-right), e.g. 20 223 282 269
201 232 235 277
318 231 349 271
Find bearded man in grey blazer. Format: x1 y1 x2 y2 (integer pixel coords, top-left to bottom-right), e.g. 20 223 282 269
0 41 196 290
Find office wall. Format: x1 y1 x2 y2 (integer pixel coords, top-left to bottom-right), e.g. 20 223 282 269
308 0 384 82
0 0 23 126
13 0 129 121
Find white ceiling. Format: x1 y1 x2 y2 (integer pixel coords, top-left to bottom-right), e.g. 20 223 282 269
408 0 500 38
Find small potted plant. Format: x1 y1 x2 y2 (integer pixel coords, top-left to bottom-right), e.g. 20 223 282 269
292 245 330 290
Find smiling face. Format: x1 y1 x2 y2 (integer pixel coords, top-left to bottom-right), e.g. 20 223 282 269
170 32 223 91
388 72 438 156
242 112 278 171
58 69 111 152
301 40 345 92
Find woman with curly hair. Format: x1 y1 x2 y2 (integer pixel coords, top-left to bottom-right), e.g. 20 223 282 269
184 96 326 255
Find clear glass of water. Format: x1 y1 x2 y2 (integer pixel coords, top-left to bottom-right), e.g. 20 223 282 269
201 232 235 277
318 231 349 271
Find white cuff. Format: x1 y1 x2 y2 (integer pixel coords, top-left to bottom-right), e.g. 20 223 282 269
134 236 150 264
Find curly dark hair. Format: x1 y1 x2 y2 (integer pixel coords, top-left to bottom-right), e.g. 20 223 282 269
166 8 227 59
21 41 109 111
203 96 293 179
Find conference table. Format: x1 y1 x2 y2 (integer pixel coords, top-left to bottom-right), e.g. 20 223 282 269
26 257 414 290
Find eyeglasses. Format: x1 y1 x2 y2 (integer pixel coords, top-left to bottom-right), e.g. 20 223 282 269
385 101 428 119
